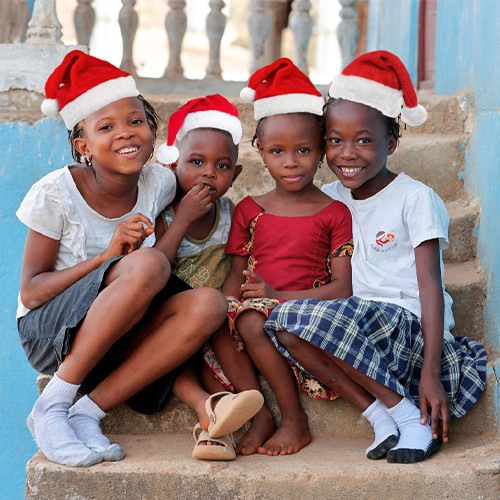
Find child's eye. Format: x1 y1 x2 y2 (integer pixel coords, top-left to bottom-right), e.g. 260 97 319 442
98 124 112 132
298 147 310 154
191 159 203 166
358 138 371 144
270 148 282 155
131 118 144 125
329 137 341 144
217 162 230 170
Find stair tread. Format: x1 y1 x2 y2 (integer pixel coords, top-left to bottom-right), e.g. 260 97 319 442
26 434 500 499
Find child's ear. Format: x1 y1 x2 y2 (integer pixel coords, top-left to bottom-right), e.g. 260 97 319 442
387 135 398 156
230 164 243 186
73 137 89 159
169 162 178 173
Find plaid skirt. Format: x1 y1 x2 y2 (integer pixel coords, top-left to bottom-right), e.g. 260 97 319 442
264 296 487 419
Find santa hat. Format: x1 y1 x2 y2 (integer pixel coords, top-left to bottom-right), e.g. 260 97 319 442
328 50 427 127
156 94 242 165
41 50 139 130
240 57 323 120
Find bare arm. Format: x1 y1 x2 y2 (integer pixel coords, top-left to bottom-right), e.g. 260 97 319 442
414 238 450 443
20 213 154 310
221 254 248 298
240 255 352 301
154 184 212 263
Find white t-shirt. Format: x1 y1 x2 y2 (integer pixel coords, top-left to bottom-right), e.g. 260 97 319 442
16 163 176 318
322 173 455 342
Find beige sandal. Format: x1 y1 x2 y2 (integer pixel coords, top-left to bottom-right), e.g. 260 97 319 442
192 424 236 461
206 390 264 439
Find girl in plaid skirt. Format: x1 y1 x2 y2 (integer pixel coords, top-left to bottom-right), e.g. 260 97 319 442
264 51 487 464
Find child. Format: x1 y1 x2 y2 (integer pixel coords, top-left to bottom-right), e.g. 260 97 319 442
264 50 487 463
154 94 264 460
212 58 353 457
16 50 230 467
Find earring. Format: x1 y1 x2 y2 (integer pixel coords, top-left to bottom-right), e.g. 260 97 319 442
83 155 92 167
264 163 268 170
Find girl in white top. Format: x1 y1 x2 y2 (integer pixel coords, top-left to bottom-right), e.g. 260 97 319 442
264 51 486 464
17 51 228 467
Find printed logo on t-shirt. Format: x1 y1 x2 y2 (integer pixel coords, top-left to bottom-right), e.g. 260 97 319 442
371 230 397 253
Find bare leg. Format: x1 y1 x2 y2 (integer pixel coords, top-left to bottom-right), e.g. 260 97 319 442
237 312 311 456
209 323 276 455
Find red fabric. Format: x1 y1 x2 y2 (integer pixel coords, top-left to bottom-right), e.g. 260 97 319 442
225 196 352 291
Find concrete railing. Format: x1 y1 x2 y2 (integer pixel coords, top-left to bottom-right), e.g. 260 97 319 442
0 0 361 94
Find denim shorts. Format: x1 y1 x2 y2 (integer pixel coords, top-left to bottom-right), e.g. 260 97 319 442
18 257 191 414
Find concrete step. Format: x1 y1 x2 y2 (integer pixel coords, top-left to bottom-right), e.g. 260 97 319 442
25 433 500 500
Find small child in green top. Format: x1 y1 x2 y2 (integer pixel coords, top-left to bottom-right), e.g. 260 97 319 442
155 95 264 460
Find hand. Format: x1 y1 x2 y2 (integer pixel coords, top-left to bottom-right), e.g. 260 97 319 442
104 213 154 259
418 369 451 443
240 271 278 299
176 183 213 225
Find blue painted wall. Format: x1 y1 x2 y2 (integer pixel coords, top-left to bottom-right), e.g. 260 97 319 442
0 118 72 499
366 0 420 84
435 0 500 351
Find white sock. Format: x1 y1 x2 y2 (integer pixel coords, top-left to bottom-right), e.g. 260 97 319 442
387 397 433 451
69 395 124 461
362 399 399 458
27 373 102 467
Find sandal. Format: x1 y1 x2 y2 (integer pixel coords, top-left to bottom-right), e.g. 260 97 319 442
206 390 264 439
192 423 236 461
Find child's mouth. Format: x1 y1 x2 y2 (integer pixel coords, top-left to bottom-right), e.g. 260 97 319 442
337 165 363 176
117 146 139 155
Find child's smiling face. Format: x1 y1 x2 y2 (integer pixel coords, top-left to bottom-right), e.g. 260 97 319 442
174 128 241 202
325 100 397 200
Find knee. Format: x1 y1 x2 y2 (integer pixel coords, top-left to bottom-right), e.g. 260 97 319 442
190 288 228 329
123 248 170 293
235 312 265 344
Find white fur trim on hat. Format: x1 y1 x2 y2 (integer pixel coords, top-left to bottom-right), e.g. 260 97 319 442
253 93 324 120
60 75 139 129
329 74 404 120
156 143 180 164
177 110 243 145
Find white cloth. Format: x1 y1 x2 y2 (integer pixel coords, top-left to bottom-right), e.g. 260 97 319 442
322 173 454 342
16 163 176 318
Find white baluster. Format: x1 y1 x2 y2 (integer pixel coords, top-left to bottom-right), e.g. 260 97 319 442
337 0 359 68
119 0 138 75
164 0 187 79
205 0 226 80
248 0 271 73
26 0 62 44
74 0 95 46
289 0 312 75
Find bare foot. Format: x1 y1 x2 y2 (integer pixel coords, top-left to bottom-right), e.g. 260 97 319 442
257 413 311 456
236 407 276 456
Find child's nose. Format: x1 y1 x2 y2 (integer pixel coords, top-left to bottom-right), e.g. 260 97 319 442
203 164 217 178
340 143 357 160
283 153 298 167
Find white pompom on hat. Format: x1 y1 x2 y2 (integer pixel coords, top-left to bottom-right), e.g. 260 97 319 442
240 57 324 121
41 50 139 130
328 50 427 127
156 94 242 165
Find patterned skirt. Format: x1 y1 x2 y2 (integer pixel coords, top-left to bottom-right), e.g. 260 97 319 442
203 296 340 400
264 296 487 419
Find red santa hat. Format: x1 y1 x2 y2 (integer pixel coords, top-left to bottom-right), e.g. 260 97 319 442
328 50 427 127
156 94 242 165
240 57 323 120
41 50 139 130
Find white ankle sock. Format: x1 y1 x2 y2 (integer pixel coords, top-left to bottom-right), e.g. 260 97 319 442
27 373 102 467
387 397 433 451
362 399 399 458
69 395 124 461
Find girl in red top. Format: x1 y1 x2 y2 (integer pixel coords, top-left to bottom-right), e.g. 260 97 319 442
212 59 353 456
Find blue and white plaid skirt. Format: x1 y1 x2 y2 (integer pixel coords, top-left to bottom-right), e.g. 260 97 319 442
264 296 487 419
